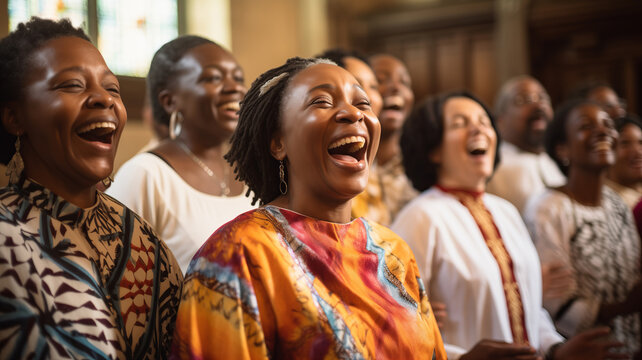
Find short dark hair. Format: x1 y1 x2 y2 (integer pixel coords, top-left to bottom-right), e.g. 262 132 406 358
401 91 501 191
225 57 335 205
545 98 599 176
0 17 90 165
614 113 642 133
147 35 217 127
314 48 370 69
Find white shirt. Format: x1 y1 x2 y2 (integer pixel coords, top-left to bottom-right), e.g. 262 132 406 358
391 187 563 359
107 152 255 273
487 142 566 215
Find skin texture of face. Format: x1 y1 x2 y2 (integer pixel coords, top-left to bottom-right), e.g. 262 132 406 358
370 54 414 138
609 123 642 187
343 56 382 116
4 36 126 207
167 43 246 145
498 77 553 154
560 103 618 174
434 96 497 192
272 63 381 221
587 86 626 120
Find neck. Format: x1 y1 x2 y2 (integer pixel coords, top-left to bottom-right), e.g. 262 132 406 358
565 167 605 206
271 191 353 224
606 170 639 190
508 140 543 155
377 132 401 165
23 163 97 209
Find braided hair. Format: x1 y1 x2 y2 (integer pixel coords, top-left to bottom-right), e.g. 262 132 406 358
401 91 500 191
0 17 90 165
225 57 334 205
147 35 217 127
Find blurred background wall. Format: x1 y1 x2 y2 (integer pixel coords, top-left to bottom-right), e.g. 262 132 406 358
1 0 641 170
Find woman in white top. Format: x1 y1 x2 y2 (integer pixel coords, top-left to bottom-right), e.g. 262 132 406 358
108 36 253 273
392 91 627 360
524 98 641 358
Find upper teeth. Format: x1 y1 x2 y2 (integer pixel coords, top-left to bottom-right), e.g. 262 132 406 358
468 139 488 152
77 122 116 134
383 96 404 108
593 141 612 151
221 102 240 111
329 136 366 150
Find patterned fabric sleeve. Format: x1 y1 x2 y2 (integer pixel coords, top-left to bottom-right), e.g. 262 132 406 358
170 217 270 360
524 193 599 337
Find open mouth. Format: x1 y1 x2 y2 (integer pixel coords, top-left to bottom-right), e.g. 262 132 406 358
382 95 404 111
328 135 367 163
467 139 489 156
76 121 116 144
592 140 613 152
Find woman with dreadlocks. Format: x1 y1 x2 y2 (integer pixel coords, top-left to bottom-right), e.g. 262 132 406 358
170 57 446 359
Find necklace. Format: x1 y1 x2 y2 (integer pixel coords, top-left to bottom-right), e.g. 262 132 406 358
177 141 231 196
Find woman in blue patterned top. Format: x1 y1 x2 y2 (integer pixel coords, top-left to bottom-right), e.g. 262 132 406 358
0 17 183 359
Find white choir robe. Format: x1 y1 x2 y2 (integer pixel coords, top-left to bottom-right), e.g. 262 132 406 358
391 187 563 359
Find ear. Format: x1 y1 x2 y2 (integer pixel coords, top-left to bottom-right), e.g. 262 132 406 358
270 130 286 161
429 147 441 164
1 104 23 136
555 143 569 164
158 89 178 115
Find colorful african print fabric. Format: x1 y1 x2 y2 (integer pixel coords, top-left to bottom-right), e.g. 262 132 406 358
0 175 183 359
171 206 446 360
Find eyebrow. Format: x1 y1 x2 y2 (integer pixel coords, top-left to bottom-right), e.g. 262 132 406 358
55 66 115 77
308 83 365 94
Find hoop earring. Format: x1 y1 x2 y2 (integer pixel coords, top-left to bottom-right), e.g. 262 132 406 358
169 111 183 139
279 160 288 195
6 134 24 184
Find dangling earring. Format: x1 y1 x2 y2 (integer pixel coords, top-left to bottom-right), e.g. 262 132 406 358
169 111 183 139
279 159 288 195
6 134 24 184
101 175 113 189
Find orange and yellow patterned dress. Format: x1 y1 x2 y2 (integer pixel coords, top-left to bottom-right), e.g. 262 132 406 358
170 205 445 360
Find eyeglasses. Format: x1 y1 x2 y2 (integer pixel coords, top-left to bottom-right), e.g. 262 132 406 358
512 92 551 106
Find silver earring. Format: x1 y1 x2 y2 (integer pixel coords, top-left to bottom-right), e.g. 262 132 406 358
6 134 24 184
279 160 288 195
169 111 183 139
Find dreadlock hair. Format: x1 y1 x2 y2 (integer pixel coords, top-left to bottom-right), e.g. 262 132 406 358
225 57 335 206
0 17 90 165
401 90 501 192
147 35 217 127
314 48 370 69
545 97 601 176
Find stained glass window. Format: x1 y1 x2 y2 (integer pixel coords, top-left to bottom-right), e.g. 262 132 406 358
8 0 88 32
97 0 178 77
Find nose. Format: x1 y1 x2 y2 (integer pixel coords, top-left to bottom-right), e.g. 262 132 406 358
222 75 246 94
86 86 115 109
336 104 364 123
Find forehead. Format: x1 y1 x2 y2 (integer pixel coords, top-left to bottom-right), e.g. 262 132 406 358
176 43 238 70
444 96 486 116
343 57 372 77
589 86 617 101
568 103 607 122
370 56 408 76
29 36 105 73
287 63 359 93
511 78 544 95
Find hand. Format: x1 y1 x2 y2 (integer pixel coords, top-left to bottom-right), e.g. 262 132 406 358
541 262 574 300
430 301 448 329
460 339 540 360
553 327 629 360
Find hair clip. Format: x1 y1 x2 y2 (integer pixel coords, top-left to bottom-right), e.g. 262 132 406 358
259 72 289 97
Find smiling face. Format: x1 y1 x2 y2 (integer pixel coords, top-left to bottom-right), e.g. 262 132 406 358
169 43 246 143
610 123 642 187
433 96 497 192
343 56 382 116
561 103 618 174
9 36 126 189
498 77 553 153
274 63 381 205
370 55 414 137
